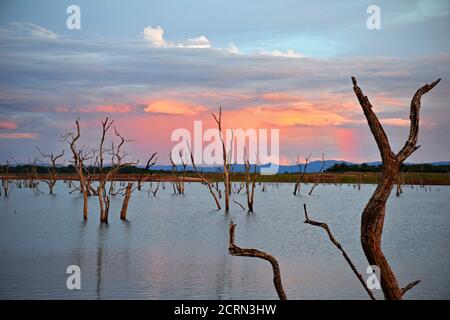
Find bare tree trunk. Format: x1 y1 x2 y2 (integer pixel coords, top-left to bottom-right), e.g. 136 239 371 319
244 158 256 212
64 119 91 220
352 76 440 300
212 107 231 211
228 222 287 300
98 184 108 223
120 182 133 220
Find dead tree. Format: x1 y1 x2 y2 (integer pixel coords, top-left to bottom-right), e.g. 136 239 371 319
308 153 325 195
63 119 93 220
212 107 231 211
170 150 187 194
120 182 133 220
303 204 376 300
352 76 440 299
25 157 42 196
37 148 65 195
149 181 160 197
96 118 114 223
293 154 311 195
1 162 11 197
96 119 136 223
137 153 157 191
244 153 256 212
228 222 287 300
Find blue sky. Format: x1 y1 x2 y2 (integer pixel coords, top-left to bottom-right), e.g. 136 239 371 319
1 0 449 57
0 0 449 164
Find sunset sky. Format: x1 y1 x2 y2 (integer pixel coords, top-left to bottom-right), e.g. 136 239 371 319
0 0 449 165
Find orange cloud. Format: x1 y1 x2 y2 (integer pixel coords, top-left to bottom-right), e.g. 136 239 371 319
380 118 410 126
144 100 206 115
234 105 348 127
260 92 298 102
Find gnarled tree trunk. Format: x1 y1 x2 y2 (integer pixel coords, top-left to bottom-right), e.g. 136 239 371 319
352 76 440 300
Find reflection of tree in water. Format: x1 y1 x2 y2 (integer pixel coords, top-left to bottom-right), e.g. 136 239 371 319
96 224 108 299
96 220 132 299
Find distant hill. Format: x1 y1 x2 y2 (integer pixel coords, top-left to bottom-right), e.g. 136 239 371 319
148 160 351 174
148 160 449 174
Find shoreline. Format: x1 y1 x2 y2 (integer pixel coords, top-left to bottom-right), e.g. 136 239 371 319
1 172 449 186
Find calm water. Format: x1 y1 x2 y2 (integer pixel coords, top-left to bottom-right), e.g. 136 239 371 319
0 182 449 299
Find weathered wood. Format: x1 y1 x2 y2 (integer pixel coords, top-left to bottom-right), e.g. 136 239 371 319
120 182 133 220
228 222 287 300
212 107 231 211
352 76 440 300
244 148 256 212
64 118 91 220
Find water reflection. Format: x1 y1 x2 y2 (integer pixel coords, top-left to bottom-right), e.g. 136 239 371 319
0 182 449 299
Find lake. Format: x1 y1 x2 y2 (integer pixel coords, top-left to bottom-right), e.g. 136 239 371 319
0 182 449 299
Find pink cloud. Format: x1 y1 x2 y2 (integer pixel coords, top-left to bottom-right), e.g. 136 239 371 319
0 119 17 130
81 104 133 113
0 133 39 139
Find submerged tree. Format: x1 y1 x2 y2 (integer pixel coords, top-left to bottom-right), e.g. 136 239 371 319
63 118 93 220
212 107 232 211
244 149 257 212
293 154 310 196
170 150 187 194
120 182 134 220
351 76 440 299
137 153 157 191
308 153 325 196
37 147 65 195
1 162 11 197
95 118 136 224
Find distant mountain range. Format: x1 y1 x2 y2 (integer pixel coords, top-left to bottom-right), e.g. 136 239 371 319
147 160 450 174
